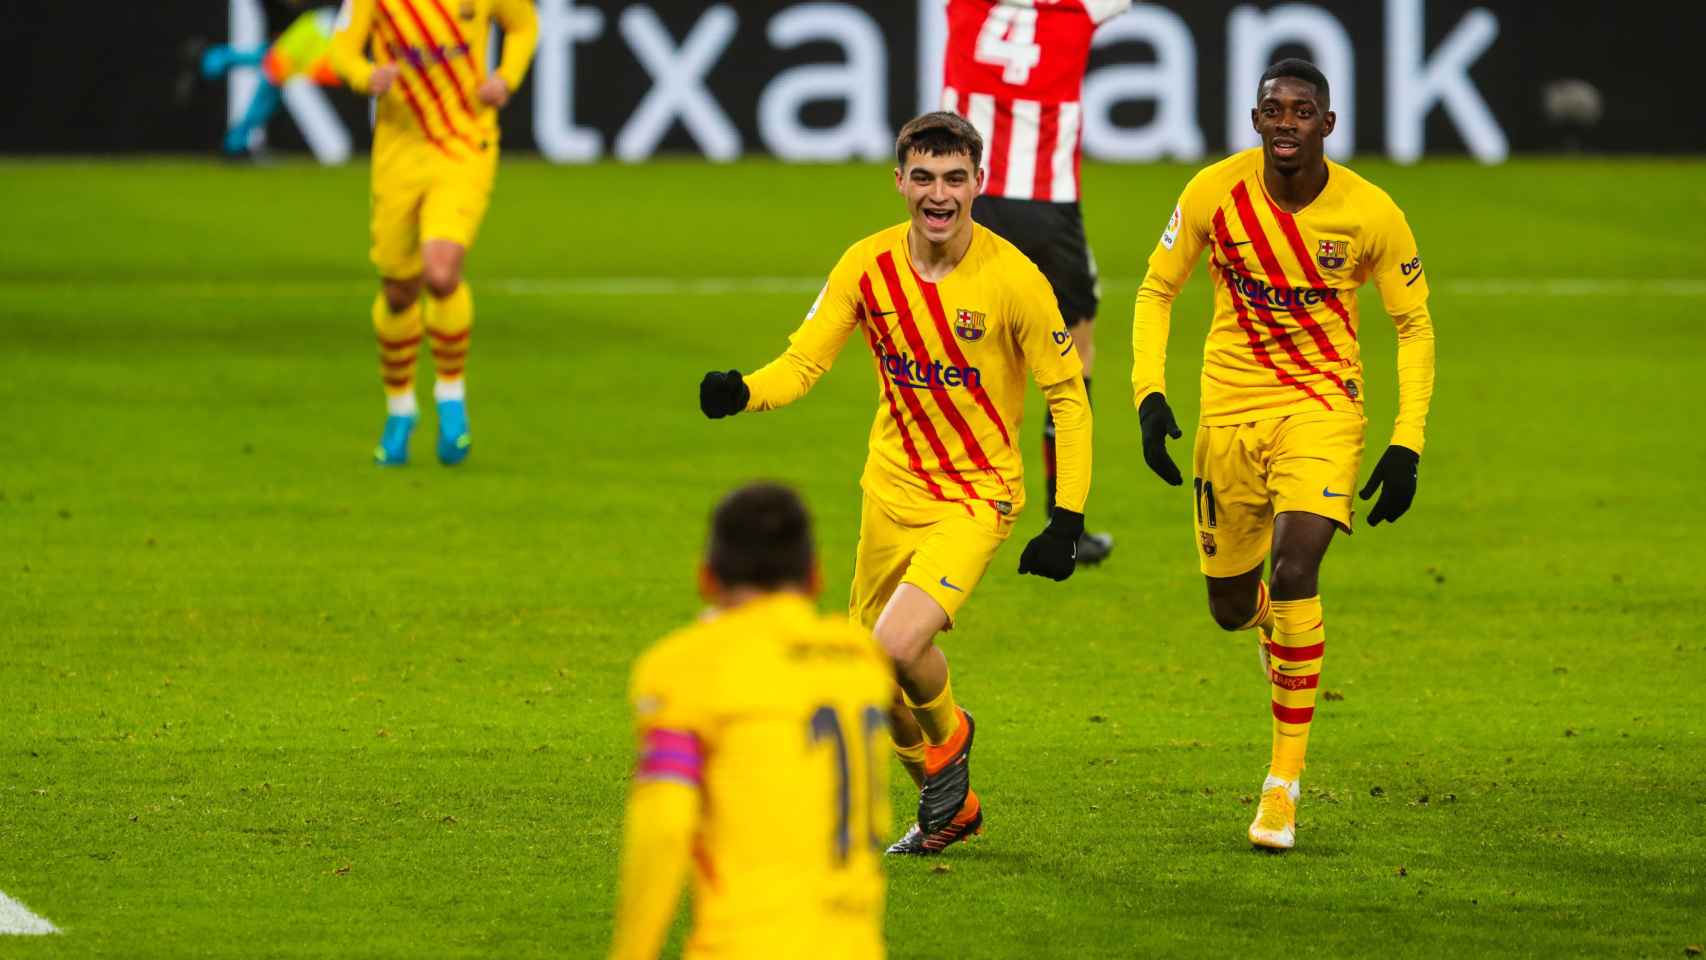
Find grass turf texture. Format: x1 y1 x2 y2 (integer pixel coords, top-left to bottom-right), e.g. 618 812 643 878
2 157 1703 958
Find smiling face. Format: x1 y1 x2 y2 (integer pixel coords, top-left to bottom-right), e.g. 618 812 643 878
895 148 982 246
1252 76 1335 175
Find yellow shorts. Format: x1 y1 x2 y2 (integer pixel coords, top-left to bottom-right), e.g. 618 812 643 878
1191 411 1365 578
369 136 499 279
848 492 1013 629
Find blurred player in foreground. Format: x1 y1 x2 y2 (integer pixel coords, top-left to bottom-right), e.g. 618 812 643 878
608 483 891 960
329 0 537 466
1132 60 1436 849
699 112 1096 854
194 1 340 158
941 0 1129 564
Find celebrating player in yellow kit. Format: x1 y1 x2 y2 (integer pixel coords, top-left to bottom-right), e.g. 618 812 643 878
608 483 892 960
1132 60 1436 850
328 0 537 466
698 112 1095 855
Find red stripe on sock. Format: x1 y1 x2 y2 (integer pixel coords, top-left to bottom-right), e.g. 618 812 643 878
428 328 471 344
1269 640 1324 662
1272 702 1315 724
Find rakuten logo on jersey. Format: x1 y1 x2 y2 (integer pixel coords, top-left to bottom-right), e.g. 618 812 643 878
1228 273 1344 310
883 353 982 390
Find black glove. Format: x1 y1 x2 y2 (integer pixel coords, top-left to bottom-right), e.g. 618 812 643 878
1138 393 1184 486
1018 508 1083 581
699 370 749 419
1359 445 1420 526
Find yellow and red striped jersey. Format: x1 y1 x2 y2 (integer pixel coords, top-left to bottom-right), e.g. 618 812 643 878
616 593 892 960
745 222 1088 516
329 0 537 160
1134 148 1437 452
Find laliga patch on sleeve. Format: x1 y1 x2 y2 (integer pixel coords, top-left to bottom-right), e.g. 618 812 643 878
805 283 826 321
1161 205 1182 251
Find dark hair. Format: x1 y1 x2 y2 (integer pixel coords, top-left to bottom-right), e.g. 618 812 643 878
1258 58 1330 110
895 111 983 171
706 482 814 589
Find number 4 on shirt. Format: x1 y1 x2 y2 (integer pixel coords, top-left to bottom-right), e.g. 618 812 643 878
974 6 1041 84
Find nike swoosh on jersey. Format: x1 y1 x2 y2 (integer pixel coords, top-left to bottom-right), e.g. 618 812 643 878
1322 487 1349 498
938 576 963 592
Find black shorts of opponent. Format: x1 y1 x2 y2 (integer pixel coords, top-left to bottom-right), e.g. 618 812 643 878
971 194 1101 326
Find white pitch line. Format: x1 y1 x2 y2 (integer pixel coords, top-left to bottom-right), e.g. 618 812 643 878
496 276 1706 297
1438 278 1706 297
0 890 58 936
3 276 1703 298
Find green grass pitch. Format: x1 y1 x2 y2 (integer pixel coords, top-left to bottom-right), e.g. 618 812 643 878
1 155 1703 958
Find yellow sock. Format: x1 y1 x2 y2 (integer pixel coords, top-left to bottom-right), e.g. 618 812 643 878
425 281 472 383
1240 580 1277 640
904 676 961 747
373 294 422 399
1268 596 1325 782
891 737 927 788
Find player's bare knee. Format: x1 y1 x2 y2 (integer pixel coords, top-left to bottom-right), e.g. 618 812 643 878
382 277 420 313
423 264 461 300
1269 556 1319 600
875 623 932 670
1209 596 1256 632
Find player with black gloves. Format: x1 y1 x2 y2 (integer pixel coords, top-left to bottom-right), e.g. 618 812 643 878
1131 59 1435 851
698 112 1098 857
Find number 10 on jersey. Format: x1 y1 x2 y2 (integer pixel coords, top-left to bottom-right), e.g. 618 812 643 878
809 704 887 863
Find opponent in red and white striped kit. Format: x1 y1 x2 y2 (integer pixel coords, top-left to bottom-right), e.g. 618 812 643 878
940 0 1129 563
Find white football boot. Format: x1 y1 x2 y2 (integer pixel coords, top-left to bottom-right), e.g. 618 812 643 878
1248 774 1300 850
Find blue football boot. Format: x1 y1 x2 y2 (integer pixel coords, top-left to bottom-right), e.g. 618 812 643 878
436 399 471 465
374 414 415 466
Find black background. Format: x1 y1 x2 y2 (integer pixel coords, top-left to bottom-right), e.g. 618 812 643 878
2 1 1699 156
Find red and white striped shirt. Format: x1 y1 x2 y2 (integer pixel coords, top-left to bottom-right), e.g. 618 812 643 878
941 0 1129 204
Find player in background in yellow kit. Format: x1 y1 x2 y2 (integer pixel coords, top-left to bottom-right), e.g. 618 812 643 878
328 0 537 466
698 113 1095 855
608 483 891 960
1133 60 1436 850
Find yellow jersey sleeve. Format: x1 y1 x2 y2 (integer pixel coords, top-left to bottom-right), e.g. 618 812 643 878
490 0 539 92
610 636 708 960
327 0 376 93
628 638 713 747
1366 196 1436 455
1132 169 1215 407
1368 197 1429 318
744 246 866 412
1008 256 1082 389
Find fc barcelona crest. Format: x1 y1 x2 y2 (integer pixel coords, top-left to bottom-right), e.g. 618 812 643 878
954 308 986 343
459 1 476 19
1316 239 1348 269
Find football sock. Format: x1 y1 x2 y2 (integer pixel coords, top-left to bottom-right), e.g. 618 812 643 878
434 378 465 402
1240 580 1277 639
1268 596 1325 782
426 281 472 388
892 737 927 789
904 674 962 747
224 79 281 154
373 293 422 407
